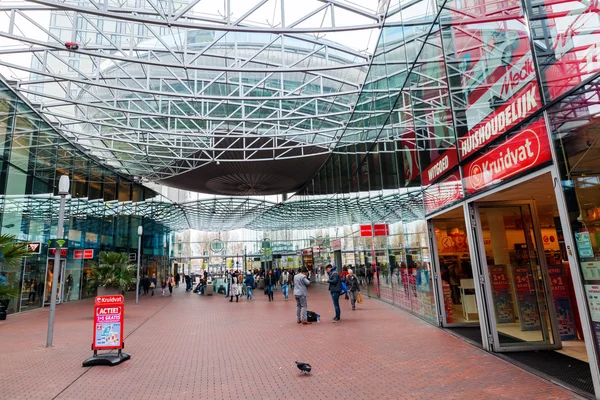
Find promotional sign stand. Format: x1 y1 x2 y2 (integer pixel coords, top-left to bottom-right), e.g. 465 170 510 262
82 295 131 367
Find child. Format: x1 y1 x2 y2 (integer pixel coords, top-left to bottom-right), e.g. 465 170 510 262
161 277 167 296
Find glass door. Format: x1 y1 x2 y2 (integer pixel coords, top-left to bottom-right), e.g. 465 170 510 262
429 217 479 327
472 202 561 351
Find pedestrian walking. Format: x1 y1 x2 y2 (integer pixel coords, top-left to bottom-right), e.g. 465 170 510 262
341 266 349 300
265 270 277 302
324 264 342 322
168 274 175 295
346 269 360 310
161 276 167 296
229 273 241 302
150 273 157 296
175 273 180 288
280 268 291 301
142 275 150 295
244 271 255 301
294 267 311 325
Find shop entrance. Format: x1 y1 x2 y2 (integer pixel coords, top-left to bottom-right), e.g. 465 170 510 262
472 201 561 352
429 206 479 328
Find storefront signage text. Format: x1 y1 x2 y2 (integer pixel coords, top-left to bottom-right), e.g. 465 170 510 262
460 82 540 160
424 171 464 215
422 149 459 186
463 121 551 194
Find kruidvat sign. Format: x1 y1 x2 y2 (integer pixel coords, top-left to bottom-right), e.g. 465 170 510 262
463 120 551 194
92 295 124 350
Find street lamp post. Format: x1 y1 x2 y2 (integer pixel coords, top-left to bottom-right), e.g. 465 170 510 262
46 175 70 348
135 225 143 305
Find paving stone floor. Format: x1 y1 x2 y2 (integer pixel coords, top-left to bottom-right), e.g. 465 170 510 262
0 284 582 400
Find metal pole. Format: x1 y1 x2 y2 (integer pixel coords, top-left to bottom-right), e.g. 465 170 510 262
46 194 66 348
136 234 141 305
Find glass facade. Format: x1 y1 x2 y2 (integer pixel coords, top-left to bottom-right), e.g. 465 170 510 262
0 80 172 315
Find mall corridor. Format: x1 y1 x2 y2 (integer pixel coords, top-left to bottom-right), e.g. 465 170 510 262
0 285 580 400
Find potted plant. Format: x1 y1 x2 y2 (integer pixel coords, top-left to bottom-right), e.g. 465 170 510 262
86 251 137 296
0 234 31 319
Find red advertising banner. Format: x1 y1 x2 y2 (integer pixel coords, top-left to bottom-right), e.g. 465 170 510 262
373 224 389 237
421 148 459 186
74 250 83 259
83 249 94 259
549 265 570 298
490 266 510 291
513 267 534 294
332 239 342 251
463 120 551 194
360 225 372 237
424 170 464 215
459 81 541 160
92 302 124 350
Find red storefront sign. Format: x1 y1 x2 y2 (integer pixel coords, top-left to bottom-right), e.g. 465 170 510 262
513 267 534 294
459 81 541 160
332 239 342 251
422 148 459 186
49 248 68 258
95 295 125 305
463 120 551 194
74 249 95 259
424 171 464 215
360 224 389 237
549 265 570 298
92 297 124 350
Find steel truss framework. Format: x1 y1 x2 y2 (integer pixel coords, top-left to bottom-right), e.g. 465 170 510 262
0 0 387 181
0 190 424 232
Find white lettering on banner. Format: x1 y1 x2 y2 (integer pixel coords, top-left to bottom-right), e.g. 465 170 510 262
480 139 535 181
97 307 119 315
460 85 538 158
427 155 449 183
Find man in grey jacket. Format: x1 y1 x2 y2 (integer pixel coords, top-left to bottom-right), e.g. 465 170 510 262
294 267 311 325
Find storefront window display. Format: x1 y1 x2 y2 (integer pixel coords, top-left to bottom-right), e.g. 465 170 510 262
549 75 600 365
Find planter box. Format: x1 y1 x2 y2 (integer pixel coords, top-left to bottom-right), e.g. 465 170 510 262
96 286 120 297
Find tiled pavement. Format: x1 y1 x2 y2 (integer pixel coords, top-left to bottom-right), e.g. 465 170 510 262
0 284 582 400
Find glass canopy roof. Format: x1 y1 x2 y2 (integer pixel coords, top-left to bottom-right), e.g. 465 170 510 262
0 0 384 181
0 190 423 232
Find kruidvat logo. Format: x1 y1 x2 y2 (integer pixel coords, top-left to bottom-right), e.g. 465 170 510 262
95 295 124 305
465 126 549 194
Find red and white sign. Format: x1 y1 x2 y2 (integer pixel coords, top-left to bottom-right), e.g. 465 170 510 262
94 295 125 305
463 120 552 195
332 239 342 251
92 296 124 350
360 225 373 237
422 148 459 186
28 242 41 254
424 171 464 215
74 249 94 259
49 248 68 258
459 81 541 160
359 224 389 237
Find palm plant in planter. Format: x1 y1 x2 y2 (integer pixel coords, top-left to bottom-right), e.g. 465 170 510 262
86 252 136 296
0 234 31 319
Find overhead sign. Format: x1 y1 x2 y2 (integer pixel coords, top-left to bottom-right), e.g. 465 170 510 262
48 248 68 258
48 239 68 249
463 120 551 194
74 249 95 259
210 239 224 253
332 239 342 251
129 253 136 262
360 224 389 237
28 242 41 254
261 239 271 249
92 296 124 350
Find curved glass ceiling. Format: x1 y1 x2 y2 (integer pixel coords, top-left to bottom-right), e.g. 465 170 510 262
0 0 384 181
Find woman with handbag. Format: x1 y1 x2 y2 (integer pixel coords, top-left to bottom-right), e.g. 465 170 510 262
168 274 175 296
150 273 157 296
346 269 361 310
